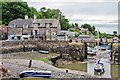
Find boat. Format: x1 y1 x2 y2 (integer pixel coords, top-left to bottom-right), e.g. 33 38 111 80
87 47 96 55
19 70 52 78
94 63 104 73
101 44 107 50
39 50 49 54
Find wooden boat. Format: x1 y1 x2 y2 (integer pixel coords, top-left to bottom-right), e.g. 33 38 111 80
39 50 49 54
19 70 52 78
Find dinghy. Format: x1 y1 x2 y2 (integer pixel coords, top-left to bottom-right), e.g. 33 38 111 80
101 44 107 50
19 70 52 78
94 63 104 73
39 50 49 54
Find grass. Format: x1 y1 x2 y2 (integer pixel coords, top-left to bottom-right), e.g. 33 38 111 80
58 63 87 72
111 64 120 78
58 62 120 78
33 58 49 63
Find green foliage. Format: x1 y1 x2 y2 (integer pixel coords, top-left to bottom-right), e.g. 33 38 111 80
2 1 36 25
69 23 79 28
2 1 70 30
113 31 117 35
34 58 49 63
81 23 96 35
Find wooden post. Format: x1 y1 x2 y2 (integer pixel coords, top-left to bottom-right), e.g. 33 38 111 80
29 60 32 68
118 46 120 64
110 42 113 61
84 42 87 59
114 54 115 64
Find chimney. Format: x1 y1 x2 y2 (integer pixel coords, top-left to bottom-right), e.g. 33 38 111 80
34 15 37 20
25 15 28 19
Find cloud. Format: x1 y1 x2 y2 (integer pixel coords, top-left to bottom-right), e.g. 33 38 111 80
24 0 119 3
24 0 118 34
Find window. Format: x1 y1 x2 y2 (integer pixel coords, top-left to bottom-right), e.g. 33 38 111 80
38 23 40 26
23 24 28 28
45 23 52 27
35 30 38 35
10 24 15 28
12 37 14 39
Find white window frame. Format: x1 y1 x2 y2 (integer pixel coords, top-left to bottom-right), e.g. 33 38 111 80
10 24 15 28
23 24 28 28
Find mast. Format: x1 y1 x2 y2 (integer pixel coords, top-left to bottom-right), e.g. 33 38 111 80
98 29 99 46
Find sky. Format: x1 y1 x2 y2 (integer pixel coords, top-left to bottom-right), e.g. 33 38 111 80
24 0 119 34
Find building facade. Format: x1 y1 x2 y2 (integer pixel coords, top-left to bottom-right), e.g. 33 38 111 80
8 18 61 40
0 25 8 40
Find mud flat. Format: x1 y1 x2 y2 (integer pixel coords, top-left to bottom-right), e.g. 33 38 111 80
2 59 100 78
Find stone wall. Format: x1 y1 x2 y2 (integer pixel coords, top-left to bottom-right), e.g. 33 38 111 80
1 40 68 54
1 40 86 61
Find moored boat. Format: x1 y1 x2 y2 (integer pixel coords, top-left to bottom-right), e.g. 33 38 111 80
39 50 49 54
19 70 52 78
94 63 104 73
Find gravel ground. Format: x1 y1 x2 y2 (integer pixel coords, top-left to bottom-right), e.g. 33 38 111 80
1 59 100 78
0 52 100 78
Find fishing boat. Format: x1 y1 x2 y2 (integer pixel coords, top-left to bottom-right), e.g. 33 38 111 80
39 50 49 54
94 63 104 73
19 70 52 78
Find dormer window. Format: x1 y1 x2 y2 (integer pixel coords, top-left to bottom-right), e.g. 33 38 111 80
45 23 52 27
10 24 15 28
23 24 28 28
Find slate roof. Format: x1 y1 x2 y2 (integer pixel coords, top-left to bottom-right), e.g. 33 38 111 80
8 18 60 28
8 19 33 28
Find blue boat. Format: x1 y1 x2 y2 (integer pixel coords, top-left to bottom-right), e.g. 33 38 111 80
39 50 49 54
19 70 52 78
101 44 107 50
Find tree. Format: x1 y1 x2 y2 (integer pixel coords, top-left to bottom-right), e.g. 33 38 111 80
2 2 70 30
75 23 78 27
81 23 96 35
113 31 117 37
2 1 37 25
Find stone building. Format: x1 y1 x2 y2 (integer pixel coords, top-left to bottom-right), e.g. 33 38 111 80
0 25 8 40
8 18 61 40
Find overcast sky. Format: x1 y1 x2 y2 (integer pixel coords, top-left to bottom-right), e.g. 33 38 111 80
24 0 119 34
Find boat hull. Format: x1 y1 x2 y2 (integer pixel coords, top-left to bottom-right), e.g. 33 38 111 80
39 50 49 54
19 71 51 78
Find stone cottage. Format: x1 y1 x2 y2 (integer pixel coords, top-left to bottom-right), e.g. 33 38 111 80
8 18 61 40
0 25 8 40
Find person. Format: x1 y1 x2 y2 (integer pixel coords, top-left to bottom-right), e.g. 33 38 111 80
97 60 100 64
97 59 103 65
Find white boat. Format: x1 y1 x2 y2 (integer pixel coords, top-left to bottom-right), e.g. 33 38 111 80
87 47 96 55
19 70 52 78
39 50 49 54
94 63 104 73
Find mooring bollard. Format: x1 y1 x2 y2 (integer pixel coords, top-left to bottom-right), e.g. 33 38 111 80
29 60 32 68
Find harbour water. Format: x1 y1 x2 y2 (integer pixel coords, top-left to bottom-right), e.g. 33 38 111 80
59 61 120 78
87 62 111 78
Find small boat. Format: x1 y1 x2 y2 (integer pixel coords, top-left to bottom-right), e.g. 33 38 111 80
101 44 107 50
19 70 52 78
87 47 96 55
94 63 104 73
39 50 49 54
